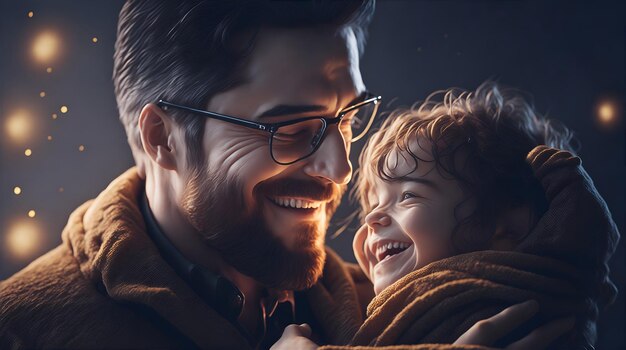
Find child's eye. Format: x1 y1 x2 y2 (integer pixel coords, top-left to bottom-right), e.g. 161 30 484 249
401 192 417 201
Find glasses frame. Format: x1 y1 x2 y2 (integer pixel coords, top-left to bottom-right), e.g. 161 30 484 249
157 94 381 165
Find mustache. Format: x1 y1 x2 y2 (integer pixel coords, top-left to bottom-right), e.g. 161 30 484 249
256 178 340 202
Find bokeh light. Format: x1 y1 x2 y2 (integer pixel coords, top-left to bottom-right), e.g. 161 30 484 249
78 145 85 152
28 210 36 218
5 110 35 144
599 103 615 123
5 220 43 260
39 91 46 98
596 98 622 129
46 67 53 73
27 11 34 18
47 135 53 141
60 105 68 113
24 148 32 156
32 31 61 63
13 186 22 195
92 37 98 43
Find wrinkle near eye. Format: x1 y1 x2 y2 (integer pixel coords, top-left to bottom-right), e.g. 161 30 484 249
208 132 269 169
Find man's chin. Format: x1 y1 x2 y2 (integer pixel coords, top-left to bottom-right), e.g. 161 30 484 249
259 225 327 291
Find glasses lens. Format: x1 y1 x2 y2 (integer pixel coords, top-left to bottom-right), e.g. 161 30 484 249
339 99 379 142
271 118 326 164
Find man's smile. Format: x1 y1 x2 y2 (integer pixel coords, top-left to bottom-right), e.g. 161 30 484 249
266 196 326 221
268 196 323 210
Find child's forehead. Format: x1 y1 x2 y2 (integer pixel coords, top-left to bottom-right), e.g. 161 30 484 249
384 137 436 177
365 144 438 200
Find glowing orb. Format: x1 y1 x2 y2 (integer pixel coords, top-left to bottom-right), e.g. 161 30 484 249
596 99 622 129
28 210 36 218
60 106 68 113
32 31 60 63
46 67 53 73
78 145 85 152
47 135 52 141
5 220 42 259
13 186 22 195
52 113 58 120
28 11 34 18
39 91 46 98
598 103 615 123
92 37 98 43
5 110 34 143
24 148 32 156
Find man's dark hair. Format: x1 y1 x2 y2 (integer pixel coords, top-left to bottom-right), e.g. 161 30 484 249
113 0 375 166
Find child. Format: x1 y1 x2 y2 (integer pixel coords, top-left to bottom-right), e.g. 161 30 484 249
274 82 619 349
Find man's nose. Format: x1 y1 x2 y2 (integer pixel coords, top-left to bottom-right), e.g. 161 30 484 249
365 208 391 229
303 127 352 185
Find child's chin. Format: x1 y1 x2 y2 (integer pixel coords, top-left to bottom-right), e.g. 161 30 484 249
373 275 400 295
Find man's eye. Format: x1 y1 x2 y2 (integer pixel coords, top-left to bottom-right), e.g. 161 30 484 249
274 130 306 138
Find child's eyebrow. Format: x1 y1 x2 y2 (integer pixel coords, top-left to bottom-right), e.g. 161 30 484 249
397 176 441 193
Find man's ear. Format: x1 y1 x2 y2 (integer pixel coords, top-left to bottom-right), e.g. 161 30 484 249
138 103 178 171
489 206 534 251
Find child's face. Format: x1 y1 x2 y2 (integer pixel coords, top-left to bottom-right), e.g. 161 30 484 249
354 143 469 294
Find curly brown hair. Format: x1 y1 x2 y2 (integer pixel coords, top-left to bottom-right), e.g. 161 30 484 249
355 81 576 252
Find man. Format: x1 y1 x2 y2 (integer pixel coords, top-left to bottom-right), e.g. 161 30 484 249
0 1 560 349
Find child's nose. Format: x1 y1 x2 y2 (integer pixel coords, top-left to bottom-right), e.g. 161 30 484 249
365 209 391 229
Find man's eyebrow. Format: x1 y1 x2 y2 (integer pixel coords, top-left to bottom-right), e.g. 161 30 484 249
256 91 368 119
398 176 442 192
257 105 327 119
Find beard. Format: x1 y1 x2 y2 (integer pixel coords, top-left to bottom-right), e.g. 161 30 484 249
180 166 344 291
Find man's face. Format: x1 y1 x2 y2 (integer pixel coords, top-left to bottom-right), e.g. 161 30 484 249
180 26 366 290
353 140 465 294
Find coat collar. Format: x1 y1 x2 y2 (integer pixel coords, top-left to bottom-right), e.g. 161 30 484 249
61 167 251 349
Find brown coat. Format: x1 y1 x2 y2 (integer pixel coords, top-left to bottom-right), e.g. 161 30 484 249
0 168 368 349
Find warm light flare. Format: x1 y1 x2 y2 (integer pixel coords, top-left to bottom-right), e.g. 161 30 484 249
24 148 32 156
598 103 615 123
13 186 22 195
596 99 622 128
32 31 61 63
5 110 34 144
60 106 68 114
5 220 43 259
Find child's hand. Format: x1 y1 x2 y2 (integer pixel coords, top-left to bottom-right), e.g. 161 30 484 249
271 323 318 350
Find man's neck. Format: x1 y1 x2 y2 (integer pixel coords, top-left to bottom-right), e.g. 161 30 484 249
144 178 265 333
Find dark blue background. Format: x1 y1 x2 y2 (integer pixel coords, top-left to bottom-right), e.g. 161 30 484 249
1 1 623 348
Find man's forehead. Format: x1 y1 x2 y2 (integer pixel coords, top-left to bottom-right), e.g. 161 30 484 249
207 26 365 120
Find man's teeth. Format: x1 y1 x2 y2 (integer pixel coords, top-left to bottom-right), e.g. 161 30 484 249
272 197 322 209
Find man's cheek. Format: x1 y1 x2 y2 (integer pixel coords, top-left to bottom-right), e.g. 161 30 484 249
207 135 270 170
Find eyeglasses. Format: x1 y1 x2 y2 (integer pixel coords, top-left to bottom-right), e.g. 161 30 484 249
157 94 381 165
